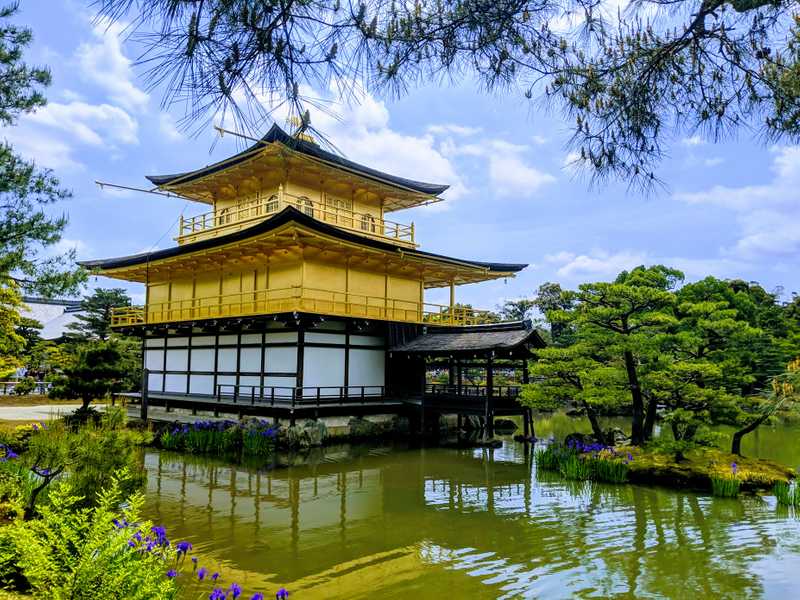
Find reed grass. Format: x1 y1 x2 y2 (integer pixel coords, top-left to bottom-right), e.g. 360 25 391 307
535 443 630 484
774 481 800 506
158 420 277 458
710 475 740 498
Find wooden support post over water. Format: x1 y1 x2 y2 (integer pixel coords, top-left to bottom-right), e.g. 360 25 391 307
485 355 494 439
140 368 149 421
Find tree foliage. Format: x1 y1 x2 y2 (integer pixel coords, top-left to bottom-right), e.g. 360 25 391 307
68 288 132 341
95 0 800 186
48 341 129 409
0 4 86 376
522 266 800 451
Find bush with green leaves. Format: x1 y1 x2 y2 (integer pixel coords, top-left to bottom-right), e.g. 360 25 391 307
4 408 149 518
11 377 35 396
0 470 178 599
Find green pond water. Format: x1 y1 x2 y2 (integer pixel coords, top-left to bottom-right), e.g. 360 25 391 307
141 417 800 599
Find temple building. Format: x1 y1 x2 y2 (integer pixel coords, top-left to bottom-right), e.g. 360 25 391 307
82 124 544 432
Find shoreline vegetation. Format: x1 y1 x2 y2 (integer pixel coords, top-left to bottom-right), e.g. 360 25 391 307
535 439 796 501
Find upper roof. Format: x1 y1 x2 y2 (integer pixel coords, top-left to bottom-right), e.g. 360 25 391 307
79 206 527 276
146 123 449 197
391 320 546 356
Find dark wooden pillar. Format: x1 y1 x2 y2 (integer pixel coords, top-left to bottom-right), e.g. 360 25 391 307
485 354 494 438
456 358 463 395
448 357 455 388
140 367 149 421
522 359 530 384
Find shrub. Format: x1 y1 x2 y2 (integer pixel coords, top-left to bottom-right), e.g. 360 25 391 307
0 471 178 599
774 481 800 506
12 378 35 396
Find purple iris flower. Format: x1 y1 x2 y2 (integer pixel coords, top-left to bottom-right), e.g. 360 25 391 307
5 449 18 460
127 540 136 548
198 567 208 581
229 583 242 599
176 540 193 555
731 462 738 475
209 589 226 600
211 572 220 581
275 588 289 599
166 569 177 578
251 594 265 600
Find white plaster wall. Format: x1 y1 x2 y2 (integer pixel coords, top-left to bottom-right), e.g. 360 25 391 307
190 348 214 372
165 349 188 371
265 332 298 344
148 372 164 392
350 335 384 347
348 349 385 387
217 348 237 372
167 336 189 347
240 348 261 372
305 332 346 345
189 374 214 395
164 374 187 393
145 338 165 348
303 347 345 388
145 350 164 371
265 346 297 372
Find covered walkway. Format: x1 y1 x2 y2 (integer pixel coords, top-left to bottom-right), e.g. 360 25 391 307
390 321 546 437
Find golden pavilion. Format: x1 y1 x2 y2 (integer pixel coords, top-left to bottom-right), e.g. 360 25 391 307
83 124 543 433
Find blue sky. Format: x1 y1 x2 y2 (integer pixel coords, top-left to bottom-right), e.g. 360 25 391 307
9 1 798 310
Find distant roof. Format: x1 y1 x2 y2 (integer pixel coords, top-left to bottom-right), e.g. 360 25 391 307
391 320 546 356
146 123 449 197
79 206 528 275
20 297 85 341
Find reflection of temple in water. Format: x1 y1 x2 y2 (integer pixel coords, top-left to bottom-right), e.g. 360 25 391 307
143 444 777 598
144 445 535 578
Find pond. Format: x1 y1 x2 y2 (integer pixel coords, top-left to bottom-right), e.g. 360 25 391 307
141 418 800 599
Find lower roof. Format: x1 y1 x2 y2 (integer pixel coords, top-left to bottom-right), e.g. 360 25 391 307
390 320 546 356
80 207 527 285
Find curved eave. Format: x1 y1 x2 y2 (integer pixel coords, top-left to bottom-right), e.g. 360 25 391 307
146 124 449 197
79 206 527 278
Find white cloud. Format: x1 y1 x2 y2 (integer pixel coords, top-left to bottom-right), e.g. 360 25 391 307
76 21 149 112
681 135 705 146
158 113 183 142
545 249 647 278
26 101 138 146
2 127 84 171
426 124 482 137
53 238 90 257
489 152 556 197
675 146 800 259
703 157 724 167
531 135 548 145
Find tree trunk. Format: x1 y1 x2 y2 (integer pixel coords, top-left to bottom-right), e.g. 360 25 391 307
624 350 646 445
731 414 769 456
643 394 658 441
582 400 605 443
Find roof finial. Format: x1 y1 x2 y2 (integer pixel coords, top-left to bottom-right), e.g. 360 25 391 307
288 110 316 144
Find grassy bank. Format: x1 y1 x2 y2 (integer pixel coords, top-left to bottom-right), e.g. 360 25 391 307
536 441 795 498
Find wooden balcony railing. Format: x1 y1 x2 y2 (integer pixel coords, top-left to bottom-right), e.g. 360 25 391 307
177 188 415 246
110 286 495 328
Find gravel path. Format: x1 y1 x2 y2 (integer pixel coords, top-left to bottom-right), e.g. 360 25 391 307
0 404 85 421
